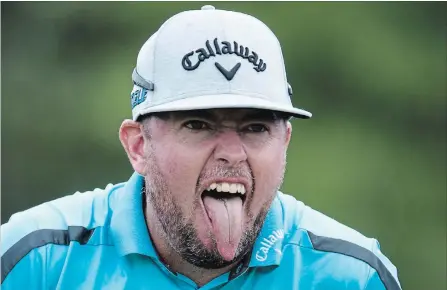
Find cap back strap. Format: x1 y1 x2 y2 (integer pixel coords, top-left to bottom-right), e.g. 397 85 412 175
132 68 155 91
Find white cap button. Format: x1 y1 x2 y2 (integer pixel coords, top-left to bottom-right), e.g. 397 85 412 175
201 5 215 10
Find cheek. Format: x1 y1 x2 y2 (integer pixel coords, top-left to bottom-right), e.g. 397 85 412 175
248 142 286 207
151 139 212 203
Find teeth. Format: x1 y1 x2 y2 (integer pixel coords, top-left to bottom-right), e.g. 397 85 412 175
221 183 230 192
206 182 246 195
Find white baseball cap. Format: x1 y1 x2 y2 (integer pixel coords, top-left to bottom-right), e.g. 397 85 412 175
130 5 312 121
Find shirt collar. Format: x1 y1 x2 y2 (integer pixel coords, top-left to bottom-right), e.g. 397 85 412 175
248 195 286 267
110 172 158 258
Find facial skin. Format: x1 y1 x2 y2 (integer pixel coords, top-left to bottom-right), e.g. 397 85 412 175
119 108 292 285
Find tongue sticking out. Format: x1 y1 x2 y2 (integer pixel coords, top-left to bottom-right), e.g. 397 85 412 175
202 195 243 261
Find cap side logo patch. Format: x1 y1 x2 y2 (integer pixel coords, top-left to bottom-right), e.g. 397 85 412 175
182 38 267 79
130 85 148 109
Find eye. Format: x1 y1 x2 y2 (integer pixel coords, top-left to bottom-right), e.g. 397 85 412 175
245 124 268 133
184 120 210 130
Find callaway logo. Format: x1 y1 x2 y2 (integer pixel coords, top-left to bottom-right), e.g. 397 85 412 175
182 38 267 81
255 229 285 262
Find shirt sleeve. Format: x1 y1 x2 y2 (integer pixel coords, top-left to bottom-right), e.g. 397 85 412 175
364 239 402 290
1 212 47 289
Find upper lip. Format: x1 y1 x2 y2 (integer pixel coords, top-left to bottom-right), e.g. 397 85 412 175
199 178 251 196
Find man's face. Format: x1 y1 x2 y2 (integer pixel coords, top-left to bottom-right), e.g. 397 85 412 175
141 108 291 268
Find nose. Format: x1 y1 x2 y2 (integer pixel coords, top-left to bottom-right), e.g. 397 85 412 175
213 130 247 167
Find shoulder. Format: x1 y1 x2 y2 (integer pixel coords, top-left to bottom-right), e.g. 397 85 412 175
275 191 402 290
276 191 373 248
2 183 121 249
1 182 125 283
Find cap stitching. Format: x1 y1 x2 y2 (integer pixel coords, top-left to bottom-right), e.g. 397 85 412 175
152 10 193 97
246 13 289 97
219 10 231 94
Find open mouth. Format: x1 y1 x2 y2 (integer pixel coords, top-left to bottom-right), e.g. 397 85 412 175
201 182 247 203
200 181 248 226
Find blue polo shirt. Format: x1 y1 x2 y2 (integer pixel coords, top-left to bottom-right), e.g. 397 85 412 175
1 173 401 289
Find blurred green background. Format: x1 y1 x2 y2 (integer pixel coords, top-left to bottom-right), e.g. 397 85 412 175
1 2 446 289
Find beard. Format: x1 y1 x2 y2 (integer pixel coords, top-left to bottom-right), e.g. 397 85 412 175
143 145 284 269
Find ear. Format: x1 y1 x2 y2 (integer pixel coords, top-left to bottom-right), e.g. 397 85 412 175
285 121 292 147
119 119 147 175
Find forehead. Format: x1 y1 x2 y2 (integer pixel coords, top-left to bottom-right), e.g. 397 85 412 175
164 108 289 122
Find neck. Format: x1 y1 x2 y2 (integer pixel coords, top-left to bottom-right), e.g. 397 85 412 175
144 199 238 287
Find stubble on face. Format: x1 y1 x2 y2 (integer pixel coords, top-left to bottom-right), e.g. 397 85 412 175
143 149 274 268
141 116 287 269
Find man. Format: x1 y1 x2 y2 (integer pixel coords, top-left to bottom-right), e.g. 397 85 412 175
1 5 402 290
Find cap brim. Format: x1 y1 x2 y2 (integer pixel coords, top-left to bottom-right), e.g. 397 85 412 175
134 93 312 121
